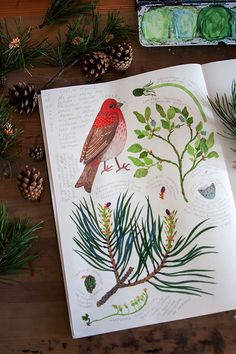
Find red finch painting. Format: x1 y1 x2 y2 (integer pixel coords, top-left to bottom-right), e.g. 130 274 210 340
75 98 129 193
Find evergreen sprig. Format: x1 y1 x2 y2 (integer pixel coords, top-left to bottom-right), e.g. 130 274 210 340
72 193 216 307
209 80 236 139
0 203 42 284
39 0 96 29
0 97 21 160
43 10 134 88
0 18 48 75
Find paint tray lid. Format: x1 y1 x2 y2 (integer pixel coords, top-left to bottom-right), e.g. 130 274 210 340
136 0 236 6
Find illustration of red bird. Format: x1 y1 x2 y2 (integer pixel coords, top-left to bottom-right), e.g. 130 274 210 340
75 98 129 193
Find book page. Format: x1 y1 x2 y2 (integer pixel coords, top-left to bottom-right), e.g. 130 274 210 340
40 63 236 338
202 59 236 203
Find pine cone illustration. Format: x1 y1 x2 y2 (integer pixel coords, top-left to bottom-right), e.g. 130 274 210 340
83 275 96 294
7 82 38 114
17 166 43 201
110 43 133 72
29 146 44 161
80 51 111 79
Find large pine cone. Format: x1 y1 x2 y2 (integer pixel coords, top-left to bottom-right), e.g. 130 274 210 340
80 51 111 79
110 43 133 72
8 82 38 114
17 166 43 201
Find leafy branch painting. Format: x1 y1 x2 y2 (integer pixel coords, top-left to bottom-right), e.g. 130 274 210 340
128 104 219 202
72 193 216 308
82 288 148 326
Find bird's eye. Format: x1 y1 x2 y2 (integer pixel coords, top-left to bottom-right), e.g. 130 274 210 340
109 104 114 109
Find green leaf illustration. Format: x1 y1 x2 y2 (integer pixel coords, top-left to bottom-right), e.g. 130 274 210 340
156 104 166 117
128 144 142 153
139 151 148 158
161 119 170 130
134 168 148 177
133 111 145 123
200 138 208 154
145 107 151 120
194 137 200 149
187 117 193 125
143 157 153 165
187 145 195 156
182 106 189 118
145 124 151 131
172 106 182 114
156 163 163 171
128 156 145 166
207 151 219 158
134 129 142 136
167 107 175 120
206 132 214 149
196 121 203 132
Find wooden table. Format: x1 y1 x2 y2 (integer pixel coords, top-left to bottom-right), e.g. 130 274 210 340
1 1 236 353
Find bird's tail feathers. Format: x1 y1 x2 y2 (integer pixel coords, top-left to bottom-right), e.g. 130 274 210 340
75 160 100 193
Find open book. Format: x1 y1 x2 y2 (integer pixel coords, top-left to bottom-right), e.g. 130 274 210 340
39 59 236 338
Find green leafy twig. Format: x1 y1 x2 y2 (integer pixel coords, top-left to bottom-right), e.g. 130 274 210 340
38 0 96 29
0 203 42 283
128 104 219 202
133 82 207 122
72 193 216 307
82 288 148 326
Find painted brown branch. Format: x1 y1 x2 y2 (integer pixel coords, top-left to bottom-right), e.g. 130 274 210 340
123 253 168 288
106 237 120 283
96 266 134 307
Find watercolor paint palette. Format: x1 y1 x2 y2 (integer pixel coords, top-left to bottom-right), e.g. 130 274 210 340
137 1 236 46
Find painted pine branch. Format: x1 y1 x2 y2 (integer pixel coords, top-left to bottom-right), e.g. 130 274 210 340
72 193 216 306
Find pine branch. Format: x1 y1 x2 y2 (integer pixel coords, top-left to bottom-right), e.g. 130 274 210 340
72 193 216 306
0 18 48 75
42 10 134 89
0 97 22 161
209 80 236 139
39 0 96 29
0 203 42 283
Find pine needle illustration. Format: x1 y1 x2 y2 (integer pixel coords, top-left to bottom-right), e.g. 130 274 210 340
71 193 216 307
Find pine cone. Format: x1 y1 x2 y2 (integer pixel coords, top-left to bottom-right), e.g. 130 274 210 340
8 82 38 114
80 51 111 79
17 166 43 201
29 146 44 161
111 43 133 72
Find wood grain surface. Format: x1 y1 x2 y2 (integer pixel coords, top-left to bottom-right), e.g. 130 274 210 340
0 1 236 354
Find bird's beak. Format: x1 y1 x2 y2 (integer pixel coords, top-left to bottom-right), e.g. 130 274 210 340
116 102 123 108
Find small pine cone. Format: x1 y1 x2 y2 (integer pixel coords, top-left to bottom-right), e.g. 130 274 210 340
29 145 44 161
7 82 38 114
17 165 43 201
84 275 96 294
111 43 133 72
80 51 111 79
0 74 7 87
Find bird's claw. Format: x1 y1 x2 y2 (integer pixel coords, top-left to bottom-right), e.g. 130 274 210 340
116 163 130 173
101 164 113 174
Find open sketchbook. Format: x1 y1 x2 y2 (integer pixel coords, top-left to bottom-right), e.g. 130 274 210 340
39 59 236 339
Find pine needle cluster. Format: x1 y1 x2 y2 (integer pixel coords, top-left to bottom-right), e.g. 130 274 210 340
209 80 236 139
0 97 21 160
47 10 134 67
0 203 42 284
0 18 48 76
39 0 96 29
